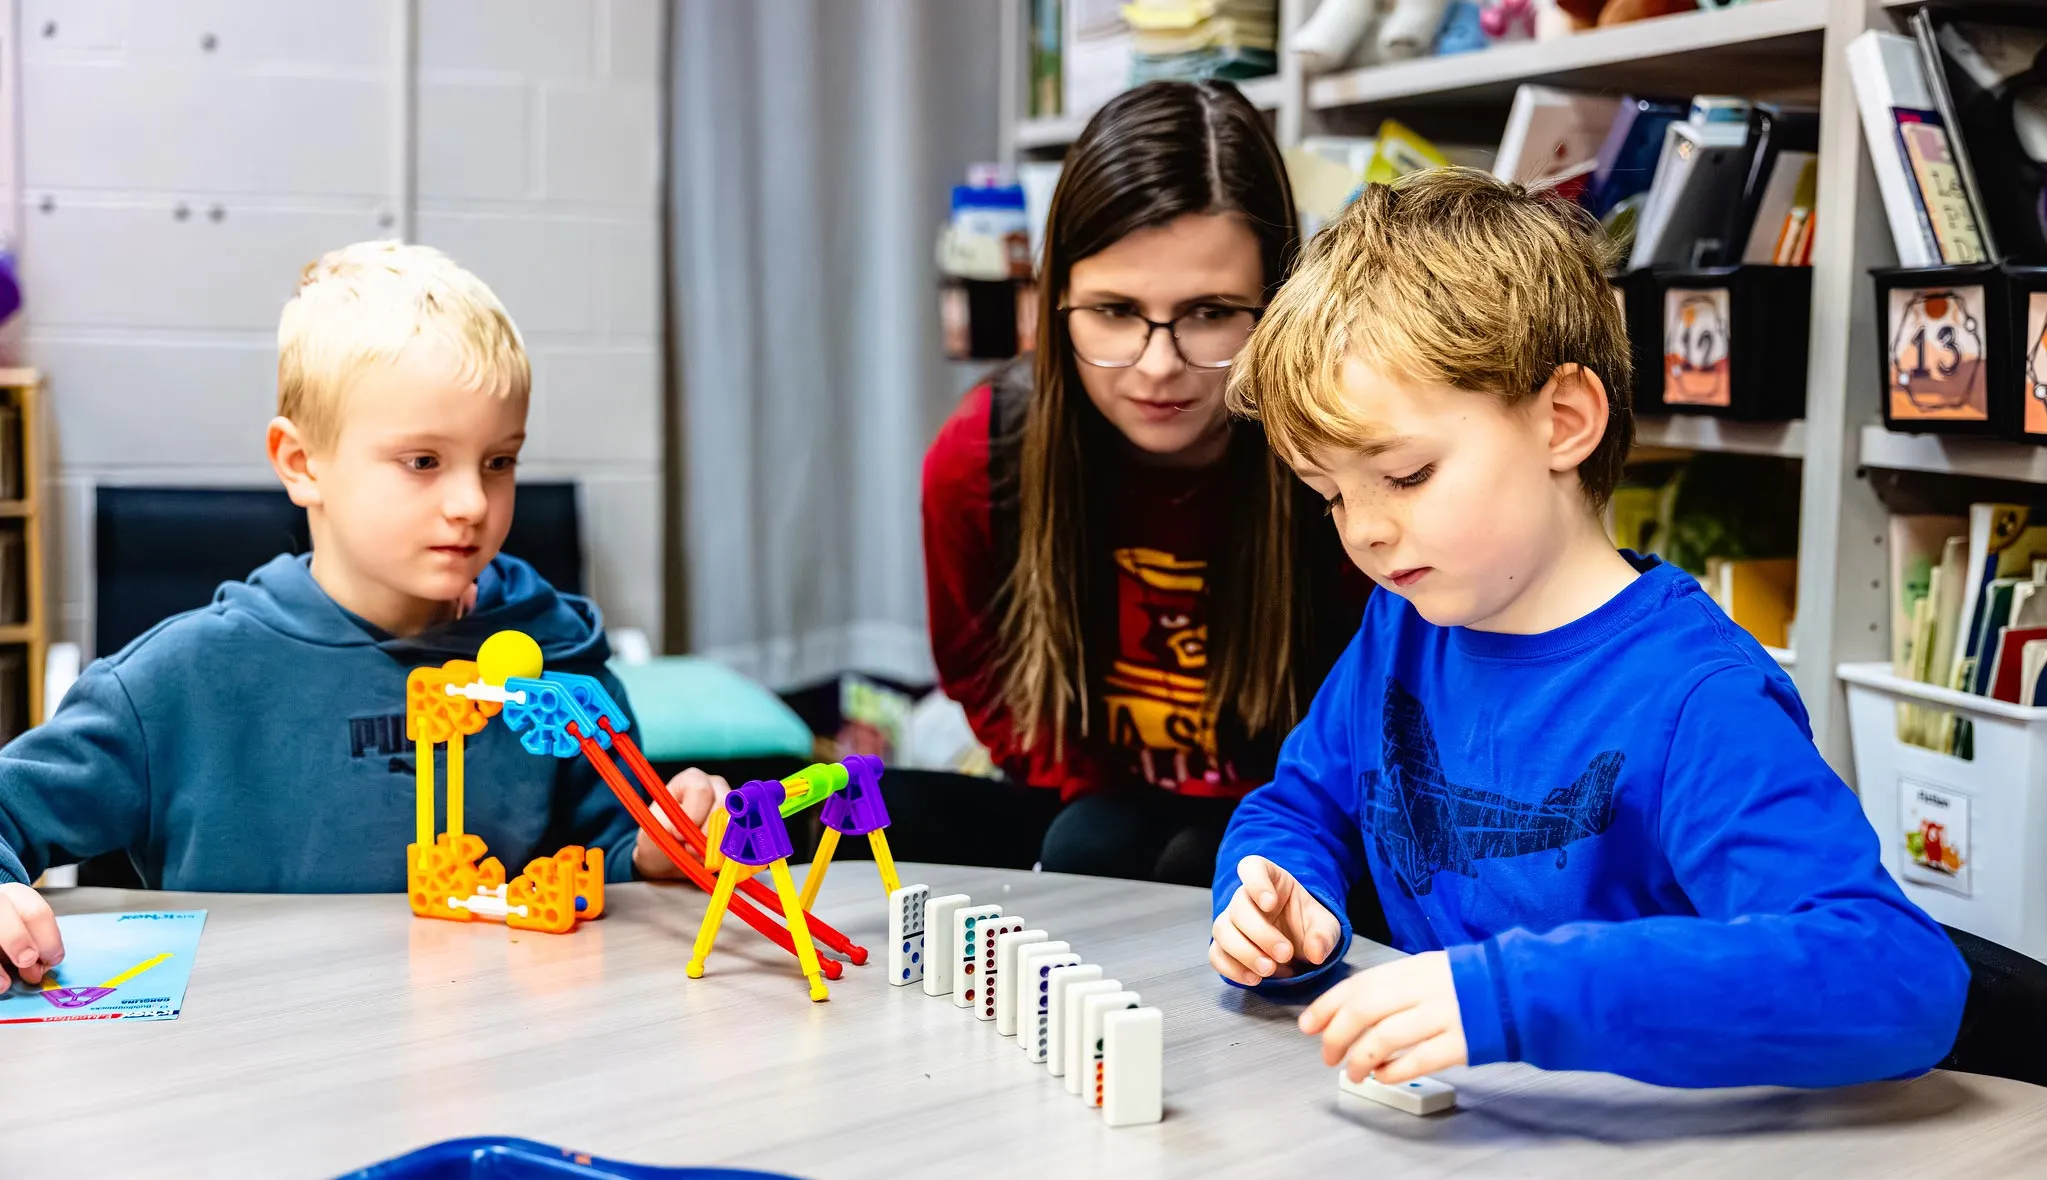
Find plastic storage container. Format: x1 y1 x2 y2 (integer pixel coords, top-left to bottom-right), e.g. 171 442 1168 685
1839 662 2047 961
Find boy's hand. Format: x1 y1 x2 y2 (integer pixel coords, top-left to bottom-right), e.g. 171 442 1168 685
1300 951 1467 1085
0 882 63 986
1209 855 1343 985
632 768 730 880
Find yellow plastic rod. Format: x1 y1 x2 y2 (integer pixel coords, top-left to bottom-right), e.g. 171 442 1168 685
798 828 840 912
415 734 434 848
704 805 729 873
868 830 901 895
686 861 742 979
770 858 829 1002
447 731 466 840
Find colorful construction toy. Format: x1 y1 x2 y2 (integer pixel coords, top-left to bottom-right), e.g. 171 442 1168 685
690 754 902 1001
405 632 605 934
403 631 872 992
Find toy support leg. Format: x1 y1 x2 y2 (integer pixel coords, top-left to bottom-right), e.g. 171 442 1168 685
769 859 829 1003
414 734 434 849
868 830 901 895
799 828 839 912
686 861 742 979
447 731 466 840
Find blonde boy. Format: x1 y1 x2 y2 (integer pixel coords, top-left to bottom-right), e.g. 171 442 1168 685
1208 171 1966 1088
0 242 717 982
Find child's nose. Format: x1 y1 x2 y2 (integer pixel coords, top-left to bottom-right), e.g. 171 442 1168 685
442 473 488 522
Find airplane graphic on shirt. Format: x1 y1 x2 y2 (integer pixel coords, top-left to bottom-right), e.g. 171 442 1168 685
1360 678 1623 898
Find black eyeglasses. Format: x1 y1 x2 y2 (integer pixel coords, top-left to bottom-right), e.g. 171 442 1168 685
1060 303 1264 370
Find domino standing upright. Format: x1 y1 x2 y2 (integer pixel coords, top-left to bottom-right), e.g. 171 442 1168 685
887 884 929 987
1014 943 1074 1060
952 905 1004 1010
922 894 971 998
983 924 1037 1024
1101 1008 1163 1127
1072 975 1138 1098
1080 991 1141 1106
1042 963 1101 1073
1059 979 1123 1089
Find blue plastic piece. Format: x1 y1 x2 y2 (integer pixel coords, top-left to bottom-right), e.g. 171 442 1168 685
501 676 611 758
336 1137 806 1179
544 671 632 737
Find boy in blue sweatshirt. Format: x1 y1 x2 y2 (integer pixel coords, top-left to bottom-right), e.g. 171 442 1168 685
0 241 725 983
1210 170 1968 1090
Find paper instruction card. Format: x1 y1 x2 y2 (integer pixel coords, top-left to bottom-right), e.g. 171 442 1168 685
0 910 207 1024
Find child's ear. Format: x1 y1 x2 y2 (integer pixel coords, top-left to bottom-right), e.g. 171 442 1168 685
1539 363 1609 479
267 417 323 508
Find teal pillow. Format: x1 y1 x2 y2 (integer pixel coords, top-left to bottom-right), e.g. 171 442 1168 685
607 657 814 762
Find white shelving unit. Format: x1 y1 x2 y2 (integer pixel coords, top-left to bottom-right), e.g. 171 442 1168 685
996 0 1983 781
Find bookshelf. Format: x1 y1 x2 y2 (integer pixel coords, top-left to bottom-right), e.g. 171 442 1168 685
995 0 1964 780
0 370 45 739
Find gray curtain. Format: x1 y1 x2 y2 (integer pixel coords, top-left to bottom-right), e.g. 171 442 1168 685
668 0 1001 687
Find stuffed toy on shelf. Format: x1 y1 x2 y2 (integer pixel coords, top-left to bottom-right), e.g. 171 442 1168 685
1293 0 1455 71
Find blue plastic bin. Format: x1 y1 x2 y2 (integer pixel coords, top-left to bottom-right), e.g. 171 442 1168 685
337 1138 805 1180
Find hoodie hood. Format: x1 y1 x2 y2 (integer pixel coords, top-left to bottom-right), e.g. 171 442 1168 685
216 553 610 665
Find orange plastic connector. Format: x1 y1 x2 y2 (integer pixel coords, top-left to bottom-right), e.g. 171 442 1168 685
408 832 490 921
506 846 606 933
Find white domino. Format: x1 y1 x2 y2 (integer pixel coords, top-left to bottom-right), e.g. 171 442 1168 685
975 916 1025 1021
1017 946 1077 1061
1337 1069 1457 1115
1060 980 1123 1091
922 894 971 997
887 884 929 986
1043 964 1102 1074
990 928 1045 1030
952 905 1003 1009
1080 991 1140 1106
1101 1008 1163 1127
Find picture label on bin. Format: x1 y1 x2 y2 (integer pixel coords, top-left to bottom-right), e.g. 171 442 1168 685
1887 285 1988 422
2025 293 2047 438
1901 778 1972 898
1662 288 1731 408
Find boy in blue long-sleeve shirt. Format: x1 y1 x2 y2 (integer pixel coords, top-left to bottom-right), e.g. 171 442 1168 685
1211 169 1967 1090
0 241 725 983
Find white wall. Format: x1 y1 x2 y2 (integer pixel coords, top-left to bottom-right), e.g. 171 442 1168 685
14 0 663 653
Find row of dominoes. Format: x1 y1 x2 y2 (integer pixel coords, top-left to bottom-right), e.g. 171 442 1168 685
888 884 1163 1128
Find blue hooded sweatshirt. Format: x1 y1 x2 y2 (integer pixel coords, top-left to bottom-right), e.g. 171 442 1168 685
0 554 642 891
1214 555 1970 1089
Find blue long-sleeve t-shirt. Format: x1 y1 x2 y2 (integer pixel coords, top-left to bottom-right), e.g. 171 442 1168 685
0 553 643 891
1214 555 1968 1089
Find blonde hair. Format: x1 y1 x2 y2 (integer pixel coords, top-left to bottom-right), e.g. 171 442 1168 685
277 240 529 449
1226 167 1634 505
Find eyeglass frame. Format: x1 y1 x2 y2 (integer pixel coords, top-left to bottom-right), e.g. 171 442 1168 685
1056 302 1266 370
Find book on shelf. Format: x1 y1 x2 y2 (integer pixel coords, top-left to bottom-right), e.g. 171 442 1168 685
1721 105 1818 266
1888 508 2047 750
1909 8 1998 261
1584 96 1684 221
1629 115 1754 269
1704 556 1797 650
1846 30 1988 267
1933 16 2047 264
1493 85 1622 191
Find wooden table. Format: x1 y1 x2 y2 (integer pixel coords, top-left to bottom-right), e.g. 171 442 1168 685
7 865 2047 1178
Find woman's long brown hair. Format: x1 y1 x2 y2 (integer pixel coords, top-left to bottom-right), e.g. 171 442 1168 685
998 80 1326 762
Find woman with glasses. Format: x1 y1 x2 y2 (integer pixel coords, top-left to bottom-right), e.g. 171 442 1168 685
921 81 1366 884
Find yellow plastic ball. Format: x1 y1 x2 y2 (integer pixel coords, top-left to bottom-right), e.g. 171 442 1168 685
477 630 544 687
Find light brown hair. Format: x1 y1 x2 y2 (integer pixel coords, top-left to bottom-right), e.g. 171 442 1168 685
998 81 1347 760
1227 167 1634 505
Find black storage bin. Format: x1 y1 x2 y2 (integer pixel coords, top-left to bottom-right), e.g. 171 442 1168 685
1872 263 2012 437
1641 265 1811 421
1999 264 2047 443
1613 267 1664 406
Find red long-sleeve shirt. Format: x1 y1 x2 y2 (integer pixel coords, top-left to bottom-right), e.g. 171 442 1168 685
922 382 1365 801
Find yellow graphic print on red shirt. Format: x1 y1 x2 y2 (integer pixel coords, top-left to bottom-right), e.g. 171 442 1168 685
1102 547 1236 793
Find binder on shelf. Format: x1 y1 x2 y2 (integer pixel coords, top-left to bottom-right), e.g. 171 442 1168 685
1846 30 1988 268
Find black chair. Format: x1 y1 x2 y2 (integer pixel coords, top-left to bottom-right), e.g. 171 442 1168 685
1939 924 2047 1086
75 482 586 888
94 484 585 655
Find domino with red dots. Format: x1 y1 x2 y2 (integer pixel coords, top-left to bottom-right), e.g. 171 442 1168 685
952 905 1003 1010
